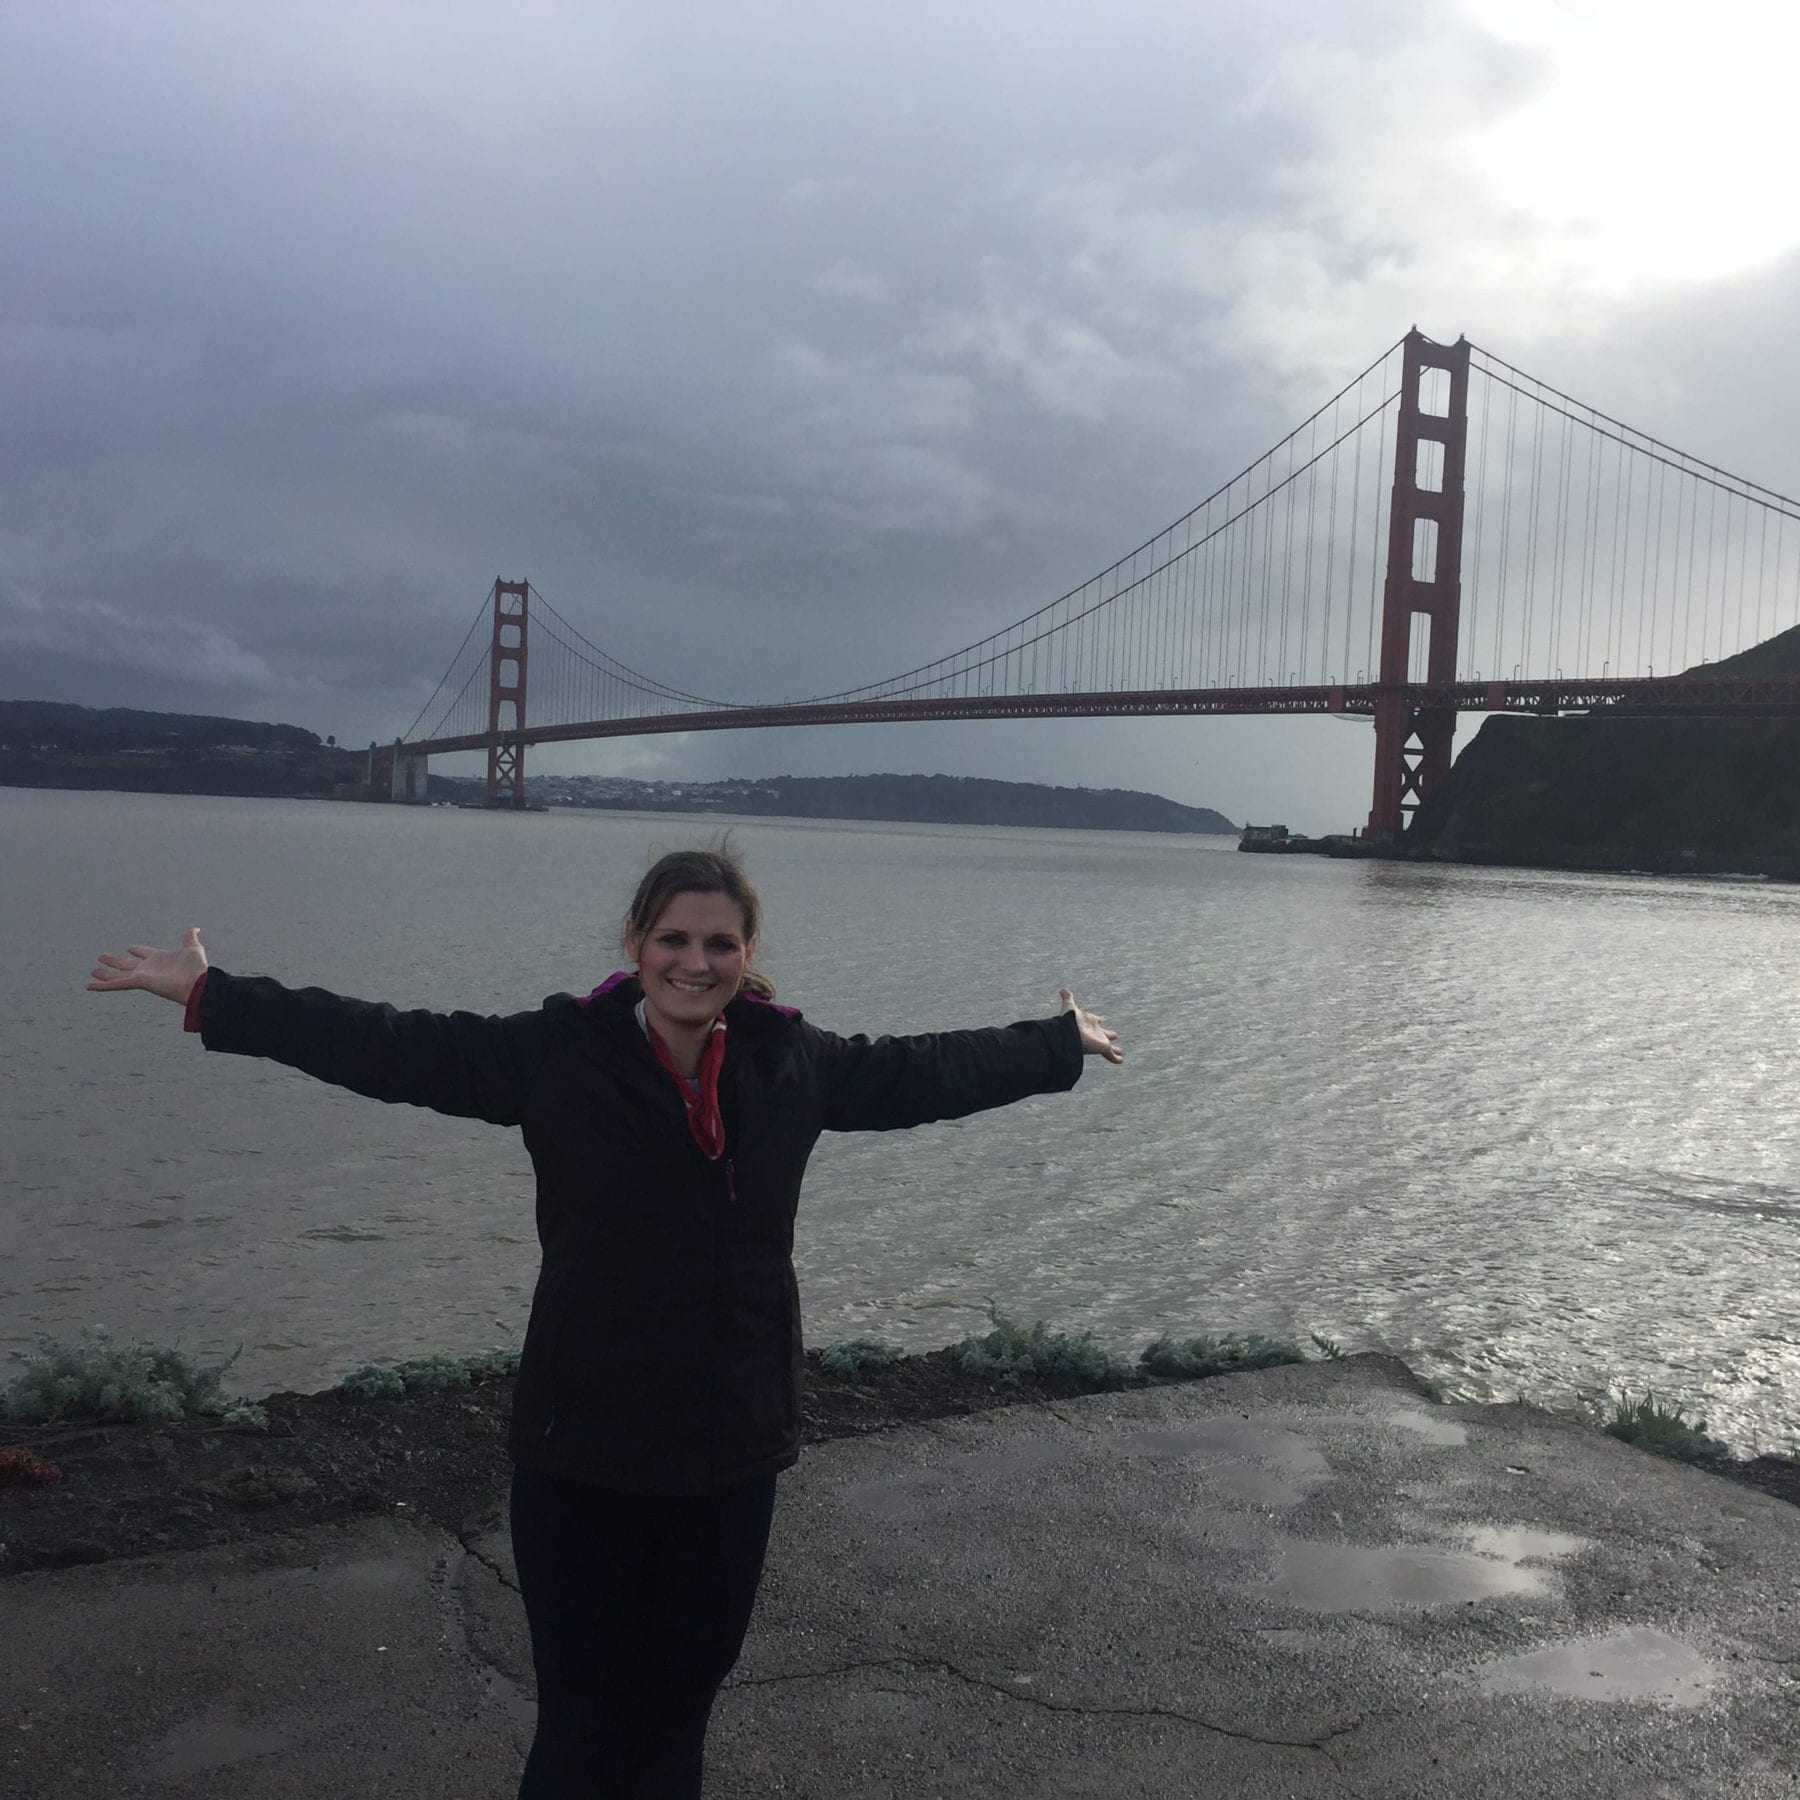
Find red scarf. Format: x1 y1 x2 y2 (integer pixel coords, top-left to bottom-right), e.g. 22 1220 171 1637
644 1015 727 1160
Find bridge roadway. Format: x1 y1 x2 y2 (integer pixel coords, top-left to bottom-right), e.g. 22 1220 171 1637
406 672 1800 756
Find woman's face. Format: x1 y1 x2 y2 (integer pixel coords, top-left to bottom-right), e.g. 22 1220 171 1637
627 889 754 1035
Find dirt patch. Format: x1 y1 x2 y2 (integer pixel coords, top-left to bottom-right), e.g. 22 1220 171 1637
1693 1453 1800 1511
0 1351 1154 1577
2 1352 1793 1577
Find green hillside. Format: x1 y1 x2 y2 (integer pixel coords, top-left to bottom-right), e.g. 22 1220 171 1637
1405 627 1800 875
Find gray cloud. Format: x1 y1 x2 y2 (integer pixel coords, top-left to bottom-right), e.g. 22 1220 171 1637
4 1 1797 828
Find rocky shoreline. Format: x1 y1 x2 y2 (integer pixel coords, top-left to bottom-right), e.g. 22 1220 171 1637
4 1352 1798 1579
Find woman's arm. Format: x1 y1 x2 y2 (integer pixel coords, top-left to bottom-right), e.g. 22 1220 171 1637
814 989 1121 1135
88 929 546 1127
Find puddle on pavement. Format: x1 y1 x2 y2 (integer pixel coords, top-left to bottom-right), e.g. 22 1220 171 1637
1466 1524 1590 1562
1386 1409 1468 1447
1473 1625 1723 1706
1118 1422 1330 1507
1253 1536 1563 1612
145 1710 292 1782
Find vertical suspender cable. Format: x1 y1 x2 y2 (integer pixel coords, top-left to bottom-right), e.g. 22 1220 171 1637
1300 431 1319 681
1494 383 1518 678
1576 418 1599 675
1320 406 1340 681
1755 502 1770 647
1722 487 1737 662
1344 389 1363 681
1698 482 1718 668
1278 437 1296 681
1468 370 1491 677
1611 449 1629 681
1369 387 1388 681
1612 439 1641 676
1734 492 1751 654
1775 512 1788 641
1259 448 1276 683
1520 396 1546 675
1546 409 1571 669
1645 460 1667 678
1664 475 1682 673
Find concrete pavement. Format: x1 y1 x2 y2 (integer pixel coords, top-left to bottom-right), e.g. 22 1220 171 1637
5 1355 1798 1797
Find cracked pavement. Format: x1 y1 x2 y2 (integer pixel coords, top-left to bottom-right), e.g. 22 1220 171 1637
4 1355 1798 1796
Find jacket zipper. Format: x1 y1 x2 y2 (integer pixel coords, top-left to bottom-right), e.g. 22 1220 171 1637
544 1046 734 1443
548 1156 734 1444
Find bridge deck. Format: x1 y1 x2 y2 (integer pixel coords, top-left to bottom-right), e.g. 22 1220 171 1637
406 673 1800 756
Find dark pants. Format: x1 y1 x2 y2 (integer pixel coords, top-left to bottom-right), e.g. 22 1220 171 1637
509 1464 779 1799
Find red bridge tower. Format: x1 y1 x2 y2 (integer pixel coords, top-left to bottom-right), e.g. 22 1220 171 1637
1368 331 1470 841
487 578 529 805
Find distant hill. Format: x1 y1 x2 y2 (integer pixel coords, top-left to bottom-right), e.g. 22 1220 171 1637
0 700 325 754
0 700 356 798
435 770 1239 835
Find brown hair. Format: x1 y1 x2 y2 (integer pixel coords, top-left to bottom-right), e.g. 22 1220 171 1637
623 844 775 999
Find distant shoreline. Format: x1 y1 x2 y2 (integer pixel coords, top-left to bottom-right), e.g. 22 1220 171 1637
1 702 1239 834
3 770 1239 836
445 771 1237 836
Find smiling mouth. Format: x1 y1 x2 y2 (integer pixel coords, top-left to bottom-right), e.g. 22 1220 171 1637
666 978 714 994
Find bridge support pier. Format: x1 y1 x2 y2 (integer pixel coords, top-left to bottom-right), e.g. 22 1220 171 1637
390 740 429 804
1368 330 1470 842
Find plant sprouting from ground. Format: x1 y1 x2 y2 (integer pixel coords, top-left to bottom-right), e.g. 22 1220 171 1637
0 1446 64 1490
1604 1392 1727 1462
1139 1332 1306 1379
818 1336 904 1380
1 1328 265 1429
1309 1332 1345 1361
337 1347 521 1400
953 1306 1134 1384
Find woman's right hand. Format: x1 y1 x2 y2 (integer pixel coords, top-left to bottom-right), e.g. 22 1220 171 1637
88 927 209 1006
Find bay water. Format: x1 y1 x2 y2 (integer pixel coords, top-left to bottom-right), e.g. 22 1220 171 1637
5 786 1796 1453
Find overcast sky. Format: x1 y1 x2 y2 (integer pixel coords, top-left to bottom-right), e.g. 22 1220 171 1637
5 0 1798 830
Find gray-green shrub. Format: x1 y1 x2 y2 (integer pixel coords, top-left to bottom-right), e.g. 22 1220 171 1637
953 1308 1134 1384
818 1335 904 1379
1 1328 266 1429
1139 1332 1305 1379
337 1347 520 1399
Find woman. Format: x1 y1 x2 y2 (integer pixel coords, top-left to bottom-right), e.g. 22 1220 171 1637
88 845 1123 1798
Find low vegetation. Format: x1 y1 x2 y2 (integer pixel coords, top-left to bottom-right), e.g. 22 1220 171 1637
1604 1392 1729 1462
0 1335 530 1424
25 1321 1747 1483
952 1307 1137 1384
0 1328 267 1430
336 1348 520 1399
1139 1332 1306 1378
818 1335 905 1380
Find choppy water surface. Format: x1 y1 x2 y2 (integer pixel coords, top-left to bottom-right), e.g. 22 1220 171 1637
5 787 1798 1452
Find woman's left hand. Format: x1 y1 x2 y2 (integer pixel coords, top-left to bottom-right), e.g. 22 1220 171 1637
1059 989 1123 1064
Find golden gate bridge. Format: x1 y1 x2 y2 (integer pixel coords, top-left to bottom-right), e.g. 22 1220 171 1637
367 330 1800 841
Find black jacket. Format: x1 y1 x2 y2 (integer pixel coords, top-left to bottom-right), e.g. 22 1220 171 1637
198 968 1085 1493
